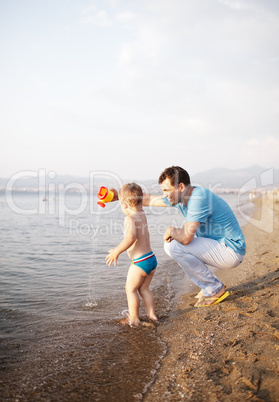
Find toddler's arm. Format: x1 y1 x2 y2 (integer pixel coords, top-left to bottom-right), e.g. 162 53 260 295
105 216 136 266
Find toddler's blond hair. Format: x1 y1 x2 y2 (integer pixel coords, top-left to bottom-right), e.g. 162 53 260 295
119 183 143 207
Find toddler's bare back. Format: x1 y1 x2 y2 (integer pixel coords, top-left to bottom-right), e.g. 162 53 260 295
126 211 152 260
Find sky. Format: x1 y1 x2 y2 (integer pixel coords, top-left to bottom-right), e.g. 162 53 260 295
0 0 279 181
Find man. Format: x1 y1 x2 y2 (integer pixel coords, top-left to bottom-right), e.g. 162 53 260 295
112 166 246 307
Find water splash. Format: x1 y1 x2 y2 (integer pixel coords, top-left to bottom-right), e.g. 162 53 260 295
86 211 101 307
83 300 98 308
121 309 129 317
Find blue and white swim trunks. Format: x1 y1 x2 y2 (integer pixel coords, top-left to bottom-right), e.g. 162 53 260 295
132 251 157 275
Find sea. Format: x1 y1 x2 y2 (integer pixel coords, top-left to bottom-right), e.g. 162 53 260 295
0 190 254 401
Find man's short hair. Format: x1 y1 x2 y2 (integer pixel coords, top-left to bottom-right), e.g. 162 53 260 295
119 183 143 207
158 166 191 187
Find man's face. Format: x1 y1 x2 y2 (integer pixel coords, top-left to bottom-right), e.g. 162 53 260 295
160 178 181 206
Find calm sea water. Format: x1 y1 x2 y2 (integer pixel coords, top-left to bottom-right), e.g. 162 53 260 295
0 191 253 400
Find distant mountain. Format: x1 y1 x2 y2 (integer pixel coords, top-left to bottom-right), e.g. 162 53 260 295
1 166 278 192
191 165 279 189
0 173 117 192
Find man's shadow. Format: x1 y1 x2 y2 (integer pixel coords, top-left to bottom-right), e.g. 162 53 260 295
228 267 279 300
174 267 279 314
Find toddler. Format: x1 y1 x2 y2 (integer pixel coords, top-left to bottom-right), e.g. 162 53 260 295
106 183 158 326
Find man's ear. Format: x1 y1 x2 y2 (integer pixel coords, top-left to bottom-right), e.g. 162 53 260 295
179 182 186 191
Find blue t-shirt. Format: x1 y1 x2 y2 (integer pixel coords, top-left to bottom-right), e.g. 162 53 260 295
163 187 246 255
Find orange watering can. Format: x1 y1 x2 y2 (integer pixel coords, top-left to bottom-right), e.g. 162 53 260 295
97 187 114 208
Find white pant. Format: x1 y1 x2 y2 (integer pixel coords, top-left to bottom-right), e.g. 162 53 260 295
164 237 244 296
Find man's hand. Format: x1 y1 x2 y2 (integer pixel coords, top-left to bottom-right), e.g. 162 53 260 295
163 222 200 245
163 226 174 243
105 249 119 266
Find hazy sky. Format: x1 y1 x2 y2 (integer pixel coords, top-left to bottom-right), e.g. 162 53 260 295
1 0 279 180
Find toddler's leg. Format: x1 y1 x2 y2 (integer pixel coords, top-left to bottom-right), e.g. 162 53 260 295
138 269 158 322
125 264 147 326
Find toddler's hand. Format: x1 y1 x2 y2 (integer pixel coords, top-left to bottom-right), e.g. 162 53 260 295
105 249 119 266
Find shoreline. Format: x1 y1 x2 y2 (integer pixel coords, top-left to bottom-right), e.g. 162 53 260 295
145 195 279 401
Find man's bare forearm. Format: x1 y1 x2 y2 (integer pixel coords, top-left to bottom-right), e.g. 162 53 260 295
109 189 166 207
143 193 166 207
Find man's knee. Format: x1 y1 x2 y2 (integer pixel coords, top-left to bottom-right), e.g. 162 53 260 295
164 240 180 259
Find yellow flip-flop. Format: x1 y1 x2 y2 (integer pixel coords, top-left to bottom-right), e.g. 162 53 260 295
194 291 230 307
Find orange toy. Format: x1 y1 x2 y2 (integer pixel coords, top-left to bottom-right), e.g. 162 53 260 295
97 187 114 208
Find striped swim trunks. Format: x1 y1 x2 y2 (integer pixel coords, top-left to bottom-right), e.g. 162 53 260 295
132 251 157 275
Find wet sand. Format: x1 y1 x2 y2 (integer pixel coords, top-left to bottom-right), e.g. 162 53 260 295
0 287 169 402
145 195 279 401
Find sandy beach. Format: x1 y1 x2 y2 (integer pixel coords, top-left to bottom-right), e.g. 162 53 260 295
145 194 279 401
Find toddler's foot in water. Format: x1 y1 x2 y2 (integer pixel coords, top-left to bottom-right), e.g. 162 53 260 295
119 317 130 326
129 317 141 327
118 316 141 327
148 314 159 323
140 315 159 327
119 310 140 326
